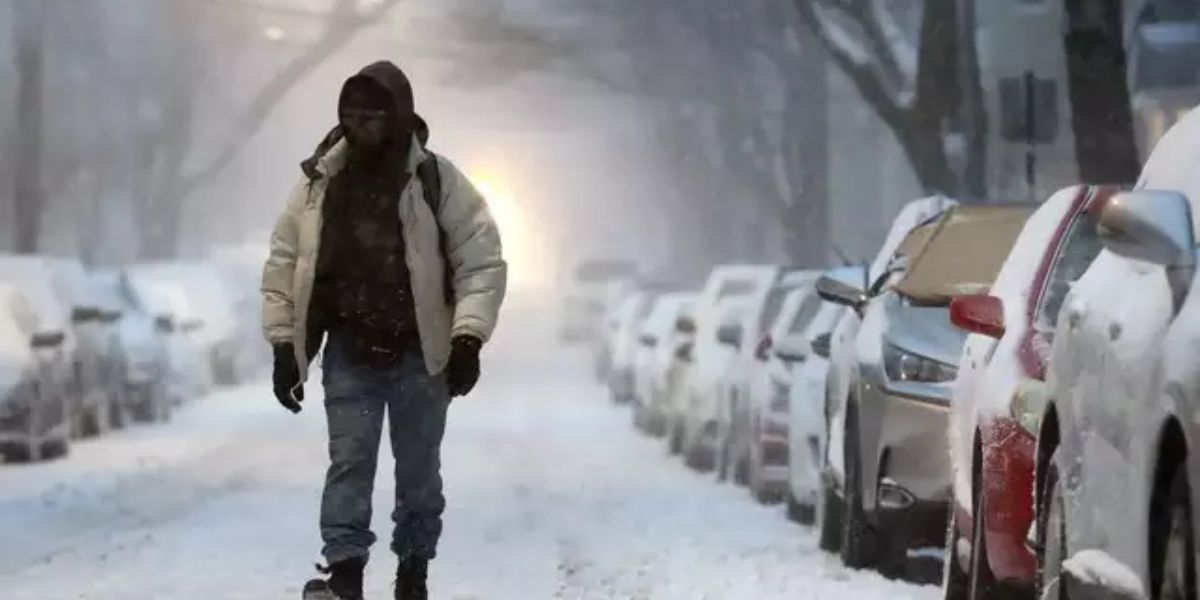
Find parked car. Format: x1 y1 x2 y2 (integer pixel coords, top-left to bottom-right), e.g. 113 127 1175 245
815 196 956 554
125 262 244 386
0 284 71 463
631 292 696 436
674 265 778 471
714 268 817 485
607 291 656 403
592 280 638 383
119 272 213 404
739 276 828 503
93 271 172 423
560 259 637 345
781 268 864 524
1033 107 1200 600
942 185 1112 598
818 205 1031 574
0 257 108 439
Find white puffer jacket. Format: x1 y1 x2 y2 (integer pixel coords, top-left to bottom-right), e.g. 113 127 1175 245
261 135 507 384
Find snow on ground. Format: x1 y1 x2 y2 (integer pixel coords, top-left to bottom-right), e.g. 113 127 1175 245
0 304 938 599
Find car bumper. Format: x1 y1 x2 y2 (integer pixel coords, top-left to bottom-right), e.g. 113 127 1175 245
980 417 1037 583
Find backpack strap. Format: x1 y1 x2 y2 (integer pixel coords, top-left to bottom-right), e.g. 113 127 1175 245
416 153 455 304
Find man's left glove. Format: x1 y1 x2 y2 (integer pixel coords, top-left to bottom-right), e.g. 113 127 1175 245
272 343 303 413
446 336 482 398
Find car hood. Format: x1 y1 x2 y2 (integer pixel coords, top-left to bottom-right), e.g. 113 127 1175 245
881 292 965 365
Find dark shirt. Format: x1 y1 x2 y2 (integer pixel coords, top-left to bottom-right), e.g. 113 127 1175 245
313 147 421 368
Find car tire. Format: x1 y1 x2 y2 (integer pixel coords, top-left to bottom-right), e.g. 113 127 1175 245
1151 463 1196 600
943 504 969 599
787 491 816 525
40 436 69 461
1036 449 1066 600
818 475 845 553
685 443 713 473
668 420 683 455
841 420 883 569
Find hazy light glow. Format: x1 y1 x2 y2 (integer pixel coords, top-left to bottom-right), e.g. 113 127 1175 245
262 26 287 42
469 169 544 292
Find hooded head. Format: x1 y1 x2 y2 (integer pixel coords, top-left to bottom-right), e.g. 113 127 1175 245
337 60 427 151
301 61 430 178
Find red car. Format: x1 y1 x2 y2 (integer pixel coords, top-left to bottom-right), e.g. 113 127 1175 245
943 185 1114 598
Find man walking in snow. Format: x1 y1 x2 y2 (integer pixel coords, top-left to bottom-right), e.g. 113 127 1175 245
261 60 506 600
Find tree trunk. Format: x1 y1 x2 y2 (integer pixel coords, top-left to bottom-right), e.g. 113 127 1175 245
957 0 988 200
12 0 46 254
785 32 829 265
1062 0 1140 185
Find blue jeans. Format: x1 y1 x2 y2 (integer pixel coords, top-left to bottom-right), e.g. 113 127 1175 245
319 336 449 564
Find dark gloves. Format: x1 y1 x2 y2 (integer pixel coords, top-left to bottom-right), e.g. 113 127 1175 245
446 336 482 398
272 343 303 413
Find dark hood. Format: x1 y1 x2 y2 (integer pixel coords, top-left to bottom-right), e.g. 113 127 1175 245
301 60 430 180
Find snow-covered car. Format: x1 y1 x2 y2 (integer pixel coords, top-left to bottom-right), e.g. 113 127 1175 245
675 265 777 471
780 268 862 524
119 273 213 404
125 262 244 386
942 185 1111 598
631 292 696 435
592 280 637 383
0 256 111 439
93 272 172 423
560 259 637 345
817 204 1031 575
713 268 817 485
737 276 826 503
0 284 71 463
606 291 656 403
814 196 956 555
1033 107 1200 600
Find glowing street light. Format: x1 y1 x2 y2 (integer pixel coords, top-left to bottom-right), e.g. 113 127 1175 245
262 26 287 42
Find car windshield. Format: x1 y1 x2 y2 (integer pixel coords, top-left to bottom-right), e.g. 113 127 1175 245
1035 210 1104 330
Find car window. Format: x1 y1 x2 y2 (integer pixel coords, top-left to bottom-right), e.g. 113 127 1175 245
1035 210 1104 330
788 293 824 335
756 288 790 334
717 278 757 300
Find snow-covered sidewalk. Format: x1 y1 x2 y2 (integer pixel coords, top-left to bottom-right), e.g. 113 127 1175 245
0 314 938 599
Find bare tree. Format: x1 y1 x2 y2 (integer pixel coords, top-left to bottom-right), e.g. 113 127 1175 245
1062 0 1140 184
792 0 987 199
10 0 45 253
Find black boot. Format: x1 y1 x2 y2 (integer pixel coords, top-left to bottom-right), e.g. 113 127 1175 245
394 556 428 600
304 556 366 600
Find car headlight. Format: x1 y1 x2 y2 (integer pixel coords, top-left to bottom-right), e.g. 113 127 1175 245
770 378 791 413
882 342 957 383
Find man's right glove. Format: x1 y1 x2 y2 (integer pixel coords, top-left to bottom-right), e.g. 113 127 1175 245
446 336 482 398
272 343 303 413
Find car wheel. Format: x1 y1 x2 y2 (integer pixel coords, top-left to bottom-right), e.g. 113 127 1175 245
1152 465 1196 600
967 481 1025 599
787 491 816 525
943 504 969 599
668 420 683 455
1036 450 1067 600
818 474 845 552
840 420 883 569
39 436 69 460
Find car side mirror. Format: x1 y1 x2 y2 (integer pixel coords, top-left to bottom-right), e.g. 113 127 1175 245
1098 190 1196 268
675 341 694 362
639 333 657 347
950 295 1006 339
71 307 102 324
816 275 868 312
31 331 65 349
772 336 806 363
154 315 176 334
675 316 696 335
810 332 832 359
181 319 204 334
717 323 743 347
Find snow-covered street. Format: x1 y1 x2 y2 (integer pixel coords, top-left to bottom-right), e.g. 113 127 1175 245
0 306 937 599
